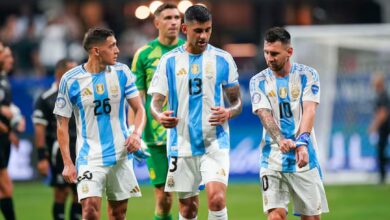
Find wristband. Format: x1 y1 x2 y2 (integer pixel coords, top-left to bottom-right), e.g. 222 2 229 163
295 132 310 148
37 147 47 161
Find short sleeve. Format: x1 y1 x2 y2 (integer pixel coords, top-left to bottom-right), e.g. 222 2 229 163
302 69 320 104
131 47 147 91
223 54 239 88
32 95 48 125
123 65 140 99
53 78 73 118
147 55 169 97
250 75 271 114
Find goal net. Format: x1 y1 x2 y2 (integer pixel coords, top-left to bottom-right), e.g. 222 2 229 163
287 24 390 183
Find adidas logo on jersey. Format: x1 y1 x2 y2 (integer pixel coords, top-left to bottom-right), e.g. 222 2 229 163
82 88 93 96
176 68 187 76
130 186 140 193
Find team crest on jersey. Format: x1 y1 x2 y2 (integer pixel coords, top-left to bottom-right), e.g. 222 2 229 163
167 176 175 188
205 62 214 79
96 84 104 94
217 168 226 177
82 183 89 193
291 86 300 99
278 87 288 99
176 68 187 76
191 64 200 74
110 85 119 97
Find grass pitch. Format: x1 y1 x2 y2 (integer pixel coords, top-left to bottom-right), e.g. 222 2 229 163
9 181 390 220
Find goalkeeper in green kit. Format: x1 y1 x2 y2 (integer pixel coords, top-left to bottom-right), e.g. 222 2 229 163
130 2 185 220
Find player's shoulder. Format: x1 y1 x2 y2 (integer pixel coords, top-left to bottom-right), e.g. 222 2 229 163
59 65 84 93
113 62 129 70
160 45 184 61
250 69 271 84
293 63 319 79
208 45 233 58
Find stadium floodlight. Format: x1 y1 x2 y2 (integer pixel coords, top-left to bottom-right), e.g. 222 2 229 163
149 1 163 14
135 5 150 20
178 0 193 14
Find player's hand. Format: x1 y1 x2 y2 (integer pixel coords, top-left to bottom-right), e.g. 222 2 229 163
209 107 230 126
0 121 8 133
62 163 77 183
296 146 309 168
37 159 49 176
125 133 141 153
278 139 295 153
133 149 151 162
158 111 179 128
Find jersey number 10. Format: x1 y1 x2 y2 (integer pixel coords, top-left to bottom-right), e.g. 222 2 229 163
279 102 292 118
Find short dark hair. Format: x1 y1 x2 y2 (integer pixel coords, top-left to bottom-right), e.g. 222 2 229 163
264 27 291 44
55 58 75 72
82 27 115 51
184 5 211 23
154 2 178 17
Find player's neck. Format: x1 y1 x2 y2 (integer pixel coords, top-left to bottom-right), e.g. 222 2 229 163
84 59 107 74
273 62 292 78
184 43 204 55
158 35 178 46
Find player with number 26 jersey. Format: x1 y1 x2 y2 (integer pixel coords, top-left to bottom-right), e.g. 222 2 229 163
53 63 139 168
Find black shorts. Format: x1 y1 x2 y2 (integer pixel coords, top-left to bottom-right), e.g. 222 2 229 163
48 139 77 189
0 134 11 169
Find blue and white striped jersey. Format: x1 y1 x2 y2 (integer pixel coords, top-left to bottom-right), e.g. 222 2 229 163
250 63 320 173
148 45 239 157
53 62 139 168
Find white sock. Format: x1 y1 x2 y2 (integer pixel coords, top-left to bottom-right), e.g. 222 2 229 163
208 207 228 220
179 213 198 220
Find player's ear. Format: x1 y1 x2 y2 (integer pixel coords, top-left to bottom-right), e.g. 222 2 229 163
287 47 293 57
93 47 100 56
181 23 187 34
154 17 159 29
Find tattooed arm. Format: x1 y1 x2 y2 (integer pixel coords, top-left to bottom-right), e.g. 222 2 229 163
209 85 242 126
256 108 295 153
150 93 178 128
56 115 76 183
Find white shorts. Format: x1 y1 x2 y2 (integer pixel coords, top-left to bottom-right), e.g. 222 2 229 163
165 149 229 197
260 167 329 216
77 159 141 202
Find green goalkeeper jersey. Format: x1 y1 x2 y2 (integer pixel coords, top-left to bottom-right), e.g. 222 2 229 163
131 38 185 146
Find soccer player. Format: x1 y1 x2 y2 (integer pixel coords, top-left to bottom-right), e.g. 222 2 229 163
369 73 390 184
33 58 82 220
149 5 242 220
131 2 184 220
54 28 146 220
249 27 329 220
0 44 21 220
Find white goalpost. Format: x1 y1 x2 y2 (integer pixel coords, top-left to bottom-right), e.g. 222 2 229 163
287 24 390 183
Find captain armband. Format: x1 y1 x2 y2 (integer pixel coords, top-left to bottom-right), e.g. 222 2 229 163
295 132 310 148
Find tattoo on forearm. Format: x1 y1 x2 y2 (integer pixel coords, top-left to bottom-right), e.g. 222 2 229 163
56 115 63 127
257 109 282 143
151 93 166 117
224 85 242 118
